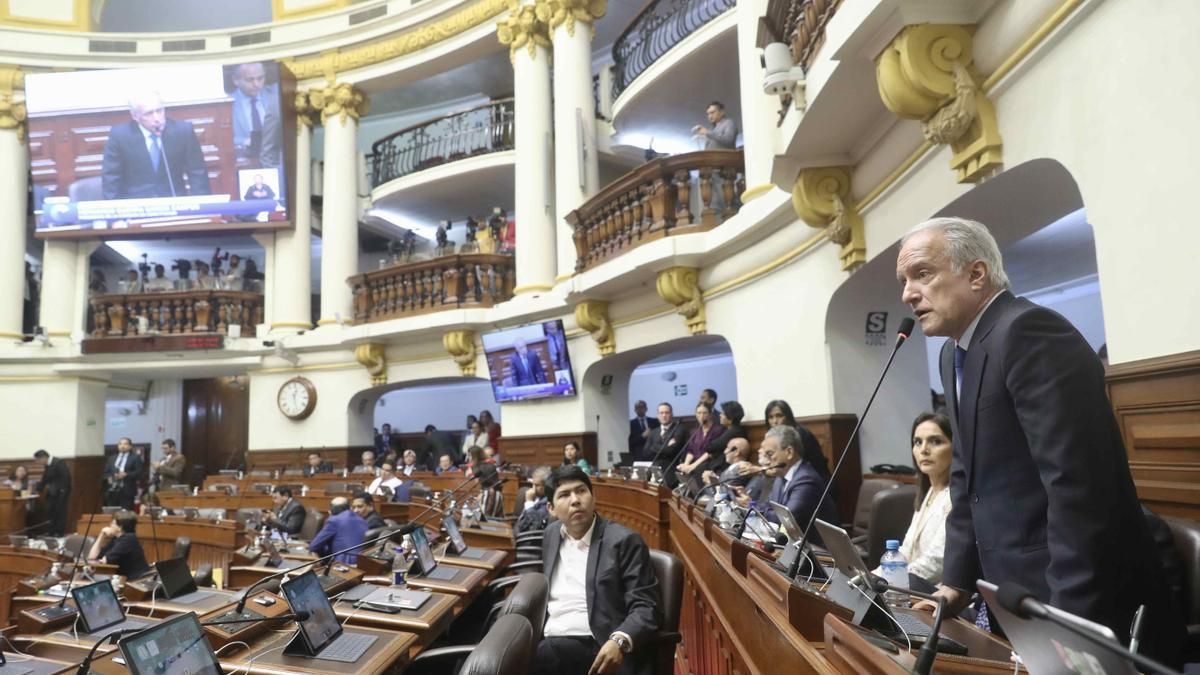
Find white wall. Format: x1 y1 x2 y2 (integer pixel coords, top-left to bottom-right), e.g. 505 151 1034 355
373 379 497 433
0 378 107 460
104 379 183 462
628 353 736 414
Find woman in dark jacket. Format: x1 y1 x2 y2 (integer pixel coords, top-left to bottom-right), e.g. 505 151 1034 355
685 401 746 493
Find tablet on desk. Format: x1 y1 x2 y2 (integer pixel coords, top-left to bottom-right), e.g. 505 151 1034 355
118 612 221 675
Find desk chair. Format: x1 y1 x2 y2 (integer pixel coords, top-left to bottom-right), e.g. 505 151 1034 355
62 534 94 559
649 549 683 675
862 485 915 569
299 507 325 541
173 536 192 561
848 478 901 539
1163 515 1200 659
461 614 535 675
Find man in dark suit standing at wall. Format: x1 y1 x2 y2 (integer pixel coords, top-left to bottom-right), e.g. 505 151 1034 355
33 449 71 536
898 217 1181 664
537 465 660 675
103 437 143 511
509 339 546 386
101 91 211 200
627 400 659 462
644 402 688 470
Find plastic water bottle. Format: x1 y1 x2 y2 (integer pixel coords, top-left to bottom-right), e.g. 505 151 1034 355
879 539 910 608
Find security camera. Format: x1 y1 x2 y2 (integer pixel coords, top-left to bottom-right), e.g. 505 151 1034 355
762 42 805 98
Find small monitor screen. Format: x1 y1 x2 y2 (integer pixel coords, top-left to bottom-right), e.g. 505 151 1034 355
410 526 438 575
25 63 292 240
280 571 343 654
482 319 576 403
72 580 126 633
443 515 467 553
155 557 196 599
118 612 220 675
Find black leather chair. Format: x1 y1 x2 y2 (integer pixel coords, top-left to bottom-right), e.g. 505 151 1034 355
409 575 547 674
299 508 325 541
648 549 683 675
1162 515 1200 658
173 536 192 561
460 614 535 675
193 563 214 588
863 484 916 569
62 534 94 559
848 478 901 539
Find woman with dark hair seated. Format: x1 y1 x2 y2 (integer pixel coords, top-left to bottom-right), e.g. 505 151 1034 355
872 412 953 585
763 399 831 480
562 441 592 474
667 401 724 490
87 510 151 580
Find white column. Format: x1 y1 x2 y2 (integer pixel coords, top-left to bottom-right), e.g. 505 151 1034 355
736 0 780 190
72 241 100 339
506 8 557 295
39 240 78 338
0 66 27 342
551 16 602 281
270 117 314 334
317 83 365 326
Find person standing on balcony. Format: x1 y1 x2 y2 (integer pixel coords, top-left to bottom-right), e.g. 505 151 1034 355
693 101 738 150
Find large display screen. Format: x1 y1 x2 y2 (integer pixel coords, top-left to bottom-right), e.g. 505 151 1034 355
482 319 576 403
25 62 293 239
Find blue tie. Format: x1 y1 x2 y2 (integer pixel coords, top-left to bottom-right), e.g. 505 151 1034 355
150 134 162 173
769 475 787 505
954 346 967 402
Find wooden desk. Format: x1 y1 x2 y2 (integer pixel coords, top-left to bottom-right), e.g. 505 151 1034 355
74 514 247 570
216 624 418 675
157 491 351 514
436 547 510 571
125 587 239 618
404 563 488 600
14 630 123 662
0 487 34 534
0 546 63 623
823 613 1024 674
0 653 71 675
591 477 670 550
331 586 458 654
203 473 522 507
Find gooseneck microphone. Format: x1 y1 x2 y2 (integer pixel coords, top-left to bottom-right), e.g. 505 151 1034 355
694 463 784 502
791 317 916 580
869 577 946 675
994 584 1183 675
36 511 98 620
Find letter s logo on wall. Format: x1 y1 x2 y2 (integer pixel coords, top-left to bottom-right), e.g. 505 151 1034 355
865 312 888 346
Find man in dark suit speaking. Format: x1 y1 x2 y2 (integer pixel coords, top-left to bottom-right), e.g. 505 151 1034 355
101 91 210 200
509 339 546 386
898 217 1181 664
537 465 659 675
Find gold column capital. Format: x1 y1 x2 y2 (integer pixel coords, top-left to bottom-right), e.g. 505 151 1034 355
791 167 865 272
294 90 321 127
308 81 369 126
536 0 606 39
574 299 614 355
656 267 706 335
443 330 478 376
876 24 1002 183
354 343 387 385
0 65 27 144
497 0 551 61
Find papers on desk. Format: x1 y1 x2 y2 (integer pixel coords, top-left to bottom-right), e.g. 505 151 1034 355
740 519 780 543
353 587 432 612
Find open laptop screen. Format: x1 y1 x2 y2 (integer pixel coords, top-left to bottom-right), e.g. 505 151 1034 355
280 570 343 655
410 526 438 575
118 612 220 675
442 515 467 554
72 580 126 633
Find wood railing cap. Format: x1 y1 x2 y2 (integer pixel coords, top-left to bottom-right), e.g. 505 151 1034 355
349 252 515 285
92 289 263 302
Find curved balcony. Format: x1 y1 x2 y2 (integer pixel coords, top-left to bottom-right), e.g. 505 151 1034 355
88 290 263 339
611 0 736 101
369 99 514 188
567 150 744 272
349 253 515 324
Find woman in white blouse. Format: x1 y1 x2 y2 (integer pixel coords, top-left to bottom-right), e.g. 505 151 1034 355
462 420 487 458
878 412 954 585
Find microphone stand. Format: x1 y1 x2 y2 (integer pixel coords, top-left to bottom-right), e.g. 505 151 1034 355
791 318 916 581
366 474 482 559
36 511 97 620
871 578 945 675
77 626 141 675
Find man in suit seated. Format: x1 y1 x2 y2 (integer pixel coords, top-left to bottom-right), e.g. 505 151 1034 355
374 423 398 454
436 454 460 474
421 424 460 470
262 487 305 536
643 403 689 470
101 91 210 200
516 465 551 535
303 452 332 478
353 450 378 475
367 462 404 500
627 400 660 463
536 465 660 675
350 491 387 531
759 425 837 539
308 497 367 563
509 339 546 386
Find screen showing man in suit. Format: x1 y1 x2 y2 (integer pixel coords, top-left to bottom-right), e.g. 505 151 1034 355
101 91 210 200
482 320 577 402
229 62 283 169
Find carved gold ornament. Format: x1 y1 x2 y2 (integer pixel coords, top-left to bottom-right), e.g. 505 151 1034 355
354 343 388 385
656 267 706 335
0 66 26 143
443 330 478 376
535 0 606 38
295 90 320 127
574 300 614 355
876 24 1002 183
497 0 551 60
308 82 369 126
791 167 864 271
283 0 510 79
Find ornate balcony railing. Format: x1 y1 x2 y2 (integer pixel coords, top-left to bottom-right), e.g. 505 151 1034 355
567 149 744 272
369 99 514 187
88 290 262 339
759 0 842 70
349 253 515 324
612 0 736 101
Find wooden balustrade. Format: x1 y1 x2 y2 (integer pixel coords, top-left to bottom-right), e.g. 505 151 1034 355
88 290 262 338
566 150 745 272
349 253 515 324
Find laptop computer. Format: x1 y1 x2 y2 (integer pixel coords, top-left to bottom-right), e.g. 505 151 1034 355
441 515 487 560
118 611 220 675
155 557 216 604
280 571 378 663
353 586 432 613
71 580 149 634
409 527 458 581
977 581 1137 675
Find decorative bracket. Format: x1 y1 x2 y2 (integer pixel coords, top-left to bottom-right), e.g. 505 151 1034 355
354 343 387 385
0 66 26 143
443 330 479 376
308 81 369 126
791 167 865 271
876 24 1002 183
656 267 706 335
574 300 614 355
294 90 321 128
497 0 551 61
535 0 606 39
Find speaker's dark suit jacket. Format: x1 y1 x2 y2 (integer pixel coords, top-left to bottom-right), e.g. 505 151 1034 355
509 350 546 386
644 421 689 467
103 451 144 509
271 498 306 536
101 119 211 199
36 457 72 535
542 516 660 675
627 417 660 460
941 291 1181 663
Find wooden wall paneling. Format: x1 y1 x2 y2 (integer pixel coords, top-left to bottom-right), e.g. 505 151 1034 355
744 413 860 523
245 447 372 472
592 479 669 550
183 378 250 481
500 432 597 469
0 456 106 535
1107 350 1200 520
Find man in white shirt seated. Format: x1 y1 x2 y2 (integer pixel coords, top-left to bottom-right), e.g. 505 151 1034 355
366 461 403 500
536 465 660 675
